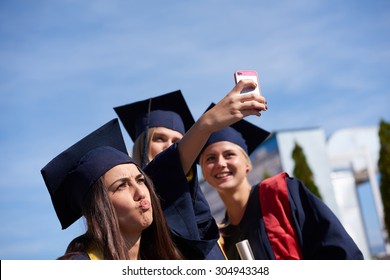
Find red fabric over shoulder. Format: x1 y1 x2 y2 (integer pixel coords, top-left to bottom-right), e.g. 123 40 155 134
259 172 302 260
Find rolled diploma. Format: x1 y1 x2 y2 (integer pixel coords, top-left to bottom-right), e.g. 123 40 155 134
235 239 255 260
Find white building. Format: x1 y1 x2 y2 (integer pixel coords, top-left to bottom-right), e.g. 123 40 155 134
327 127 388 258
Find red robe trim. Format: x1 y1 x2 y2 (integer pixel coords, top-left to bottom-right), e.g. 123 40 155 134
259 172 302 260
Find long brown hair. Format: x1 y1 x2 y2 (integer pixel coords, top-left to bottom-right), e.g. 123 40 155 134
60 166 183 260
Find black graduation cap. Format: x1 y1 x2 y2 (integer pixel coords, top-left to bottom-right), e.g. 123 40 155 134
41 119 136 230
202 103 271 156
113 90 195 142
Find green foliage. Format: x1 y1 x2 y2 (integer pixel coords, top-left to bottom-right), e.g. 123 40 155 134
292 142 323 200
262 170 271 180
378 119 390 237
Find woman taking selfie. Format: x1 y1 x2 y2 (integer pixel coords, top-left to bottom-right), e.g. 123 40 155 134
198 108 364 260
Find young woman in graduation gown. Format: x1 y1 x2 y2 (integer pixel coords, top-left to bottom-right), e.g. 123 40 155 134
198 111 364 260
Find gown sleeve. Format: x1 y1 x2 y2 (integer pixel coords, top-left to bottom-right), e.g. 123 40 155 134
284 173 364 260
143 143 224 259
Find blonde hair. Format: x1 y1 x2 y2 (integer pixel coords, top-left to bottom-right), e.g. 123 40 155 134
237 144 252 171
132 128 158 166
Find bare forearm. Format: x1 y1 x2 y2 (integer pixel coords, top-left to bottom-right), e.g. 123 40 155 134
178 114 213 173
178 80 267 174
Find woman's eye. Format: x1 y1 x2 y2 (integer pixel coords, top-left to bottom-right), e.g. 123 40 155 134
152 134 165 142
115 183 126 191
206 156 215 162
226 152 236 158
137 177 146 184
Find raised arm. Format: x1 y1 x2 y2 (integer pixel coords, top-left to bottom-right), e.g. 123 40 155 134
178 80 267 174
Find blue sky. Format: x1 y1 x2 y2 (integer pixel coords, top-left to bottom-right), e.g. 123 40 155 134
0 0 389 259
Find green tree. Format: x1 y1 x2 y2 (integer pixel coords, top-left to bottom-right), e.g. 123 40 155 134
262 170 272 180
378 119 390 238
292 141 322 199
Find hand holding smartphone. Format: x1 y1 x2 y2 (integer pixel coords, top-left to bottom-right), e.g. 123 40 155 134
234 70 261 95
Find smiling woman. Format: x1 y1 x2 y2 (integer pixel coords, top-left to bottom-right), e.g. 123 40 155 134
198 107 364 260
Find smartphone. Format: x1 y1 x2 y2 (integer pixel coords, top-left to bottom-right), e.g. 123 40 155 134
234 70 261 95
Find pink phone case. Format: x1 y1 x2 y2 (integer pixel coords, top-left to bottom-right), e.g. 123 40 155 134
234 70 261 95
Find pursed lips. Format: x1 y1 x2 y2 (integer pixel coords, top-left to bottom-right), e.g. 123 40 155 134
139 200 151 211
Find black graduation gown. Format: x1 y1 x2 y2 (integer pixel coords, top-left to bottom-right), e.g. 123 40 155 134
144 143 225 260
220 172 364 260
